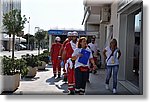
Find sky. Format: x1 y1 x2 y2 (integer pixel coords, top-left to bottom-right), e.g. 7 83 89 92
21 0 84 35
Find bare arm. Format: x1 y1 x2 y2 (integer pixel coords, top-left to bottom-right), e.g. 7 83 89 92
71 53 83 61
103 49 107 60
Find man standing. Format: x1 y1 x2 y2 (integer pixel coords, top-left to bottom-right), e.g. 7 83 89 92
63 31 78 95
88 37 98 66
50 36 62 78
58 32 72 82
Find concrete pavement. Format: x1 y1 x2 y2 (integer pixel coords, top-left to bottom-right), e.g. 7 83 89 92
9 66 132 95
86 69 132 95
0 49 45 59
14 67 68 95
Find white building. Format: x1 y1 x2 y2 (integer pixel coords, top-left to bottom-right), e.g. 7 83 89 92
82 0 143 94
0 0 22 51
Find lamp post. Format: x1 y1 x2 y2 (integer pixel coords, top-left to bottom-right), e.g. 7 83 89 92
27 17 30 50
34 27 40 50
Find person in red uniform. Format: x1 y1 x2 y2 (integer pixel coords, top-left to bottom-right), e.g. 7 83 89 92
50 36 62 78
58 32 72 82
63 31 78 95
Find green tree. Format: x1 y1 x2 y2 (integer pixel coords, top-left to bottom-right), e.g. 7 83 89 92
35 29 46 55
29 36 35 50
3 9 27 60
23 34 35 50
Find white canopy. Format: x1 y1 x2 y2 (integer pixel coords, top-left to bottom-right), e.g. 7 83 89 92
2 34 26 42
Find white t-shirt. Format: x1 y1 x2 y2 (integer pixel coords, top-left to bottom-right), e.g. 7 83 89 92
70 40 77 51
72 47 93 68
88 43 98 57
105 46 119 66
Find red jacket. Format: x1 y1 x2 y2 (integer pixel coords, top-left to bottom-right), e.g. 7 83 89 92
59 38 70 56
64 42 74 61
51 43 62 61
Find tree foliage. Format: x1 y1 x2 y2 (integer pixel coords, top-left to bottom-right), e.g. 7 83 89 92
3 9 27 60
35 29 46 55
3 9 27 36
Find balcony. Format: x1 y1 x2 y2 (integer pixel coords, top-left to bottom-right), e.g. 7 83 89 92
82 0 112 25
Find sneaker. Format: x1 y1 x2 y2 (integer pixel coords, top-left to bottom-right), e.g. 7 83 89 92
105 84 109 90
113 89 117 94
68 90 75 95
79 91 85 95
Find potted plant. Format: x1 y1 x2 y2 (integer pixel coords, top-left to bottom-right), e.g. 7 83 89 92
37 50 49 70
39 50 49 63
22 54 38 77
37 60 46 70
1 56 20 92
16 58 29 79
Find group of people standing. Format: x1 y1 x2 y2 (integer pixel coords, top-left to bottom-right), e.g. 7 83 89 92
50 31 121 95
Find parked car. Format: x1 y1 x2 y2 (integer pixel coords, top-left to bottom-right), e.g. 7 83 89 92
19 44 27 50
15 44 27 50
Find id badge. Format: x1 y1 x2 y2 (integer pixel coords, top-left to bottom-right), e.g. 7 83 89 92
111 57 115 64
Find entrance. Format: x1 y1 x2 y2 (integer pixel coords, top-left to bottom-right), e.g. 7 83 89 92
126 10 142 87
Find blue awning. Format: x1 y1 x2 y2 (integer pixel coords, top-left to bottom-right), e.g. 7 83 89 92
48 30 86 35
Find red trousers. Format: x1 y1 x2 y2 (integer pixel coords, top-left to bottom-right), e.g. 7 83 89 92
52 59 61 75
67 68 75 91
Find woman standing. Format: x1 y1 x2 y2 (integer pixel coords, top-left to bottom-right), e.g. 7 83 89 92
103 39 121 94
72 37 96 95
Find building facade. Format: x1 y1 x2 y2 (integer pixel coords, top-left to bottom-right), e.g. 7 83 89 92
82 0 143 94
0 0 21 51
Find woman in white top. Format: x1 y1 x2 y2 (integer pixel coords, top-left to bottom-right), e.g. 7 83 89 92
103 39 121 94
72 37 96 95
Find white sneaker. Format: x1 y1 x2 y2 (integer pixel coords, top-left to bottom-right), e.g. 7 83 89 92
105 84 109 90
113 89 117 94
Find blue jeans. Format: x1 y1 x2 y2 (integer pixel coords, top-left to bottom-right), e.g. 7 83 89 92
105 65 119 89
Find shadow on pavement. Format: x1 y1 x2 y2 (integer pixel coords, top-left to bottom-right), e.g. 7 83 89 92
55 83 68 94
46 76 62 85
46 77 55 85
21 77 40 81
46 76 68 94
46 64 52 68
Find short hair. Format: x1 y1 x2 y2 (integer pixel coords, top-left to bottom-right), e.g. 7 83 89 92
77 37 87 48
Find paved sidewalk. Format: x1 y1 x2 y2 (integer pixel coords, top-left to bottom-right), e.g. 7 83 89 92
86 69 132 95
0 49 45 59
11 66 132 95
14 68 68 95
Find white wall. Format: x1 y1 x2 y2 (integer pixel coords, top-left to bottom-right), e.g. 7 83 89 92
86 24 99 31
109 1 119 44
0 0 3 42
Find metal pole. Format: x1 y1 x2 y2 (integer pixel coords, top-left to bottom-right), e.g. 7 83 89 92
35 27 40 50
28 17 30 50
